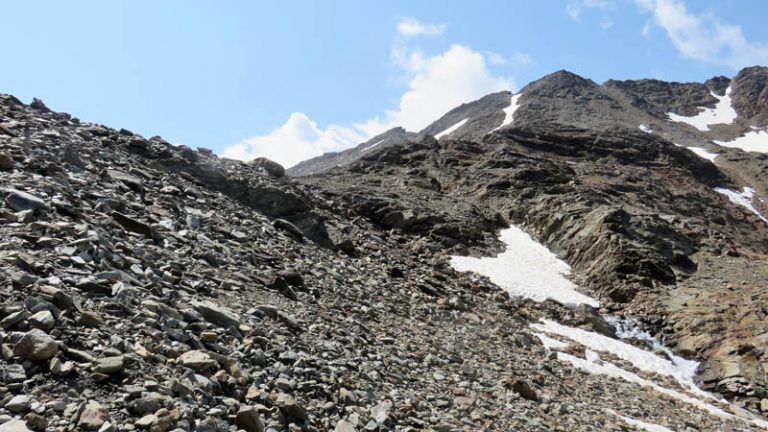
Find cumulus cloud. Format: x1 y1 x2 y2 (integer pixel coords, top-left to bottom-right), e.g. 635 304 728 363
486 50 533 66
222 113 365 168
224 44 513 168
565 0 615 22
396 17 447 38
356 44 513 136
637 0 768 68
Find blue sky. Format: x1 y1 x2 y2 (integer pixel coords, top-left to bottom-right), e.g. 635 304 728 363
2 1 767 167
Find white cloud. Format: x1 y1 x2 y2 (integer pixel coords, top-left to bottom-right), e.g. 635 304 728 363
222 113 365 168
636 0 768 68
487 51 533 66
600 18 614 30
355 44 513 136
224 44 513 168
396 17 447 37
566 0 615 22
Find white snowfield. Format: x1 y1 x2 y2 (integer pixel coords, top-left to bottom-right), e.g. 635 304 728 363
667 87 738 131
639 124 653 134
449 226 599 307
714 128 768 153
435 118 469 139
715 186 768 224
490 93 522 133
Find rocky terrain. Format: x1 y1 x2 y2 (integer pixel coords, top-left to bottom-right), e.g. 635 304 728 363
1 66 768 432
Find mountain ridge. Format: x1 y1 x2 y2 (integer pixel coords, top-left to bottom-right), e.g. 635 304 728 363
2 65 768 431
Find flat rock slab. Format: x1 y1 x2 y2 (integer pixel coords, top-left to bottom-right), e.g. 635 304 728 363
4 188 47 212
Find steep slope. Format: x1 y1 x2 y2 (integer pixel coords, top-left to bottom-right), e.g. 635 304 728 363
8 95 768 432
302 72 768 416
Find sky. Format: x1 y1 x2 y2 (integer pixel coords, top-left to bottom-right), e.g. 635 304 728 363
2 0 768 168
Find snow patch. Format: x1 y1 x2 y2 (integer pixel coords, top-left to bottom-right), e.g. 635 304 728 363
667 87 738 131
534 332 569 350
490 93 522 133
687 146 719 163
449 226 599 307
435 118 469 139
531 319 702 396
673 143 718 163
362 139 385 152
714 129 768 153
608 410 674 432
714 187 768 224
639 124 653 134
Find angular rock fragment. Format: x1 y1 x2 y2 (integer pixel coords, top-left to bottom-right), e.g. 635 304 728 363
14 329 58 360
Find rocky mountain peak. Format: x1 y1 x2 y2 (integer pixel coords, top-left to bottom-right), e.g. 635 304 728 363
521 69 598 95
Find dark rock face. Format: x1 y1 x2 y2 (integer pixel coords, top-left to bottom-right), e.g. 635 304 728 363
731 66 768 127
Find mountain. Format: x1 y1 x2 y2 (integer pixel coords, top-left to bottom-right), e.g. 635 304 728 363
287 127 417 177
1 67 768 431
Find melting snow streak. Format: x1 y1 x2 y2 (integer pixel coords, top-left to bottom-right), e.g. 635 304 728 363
715 186 768 224
435 118 469 139
491 93 522 133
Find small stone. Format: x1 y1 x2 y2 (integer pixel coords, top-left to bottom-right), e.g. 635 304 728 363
761 398 768 413
339 388 357 406
5 394 31 412
245 384 260 400
11 273 38 288
149 408 175 432
0 419 32 432
191 300 241 328
334 420 355 432
370 402 390 424
129 393 167 415
3 364 27 383
78 402 111 431
3 189 47 213
23 413 47 431
135 415 157 430
511 379 539 402
0 311 27 329
80 311 106 328
111 211 154 238
93 356 124 374
0 154 14 171
177 350 217 371
234 406 265 432
276 394 308 420
14 329 58 360
28 310 55 331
